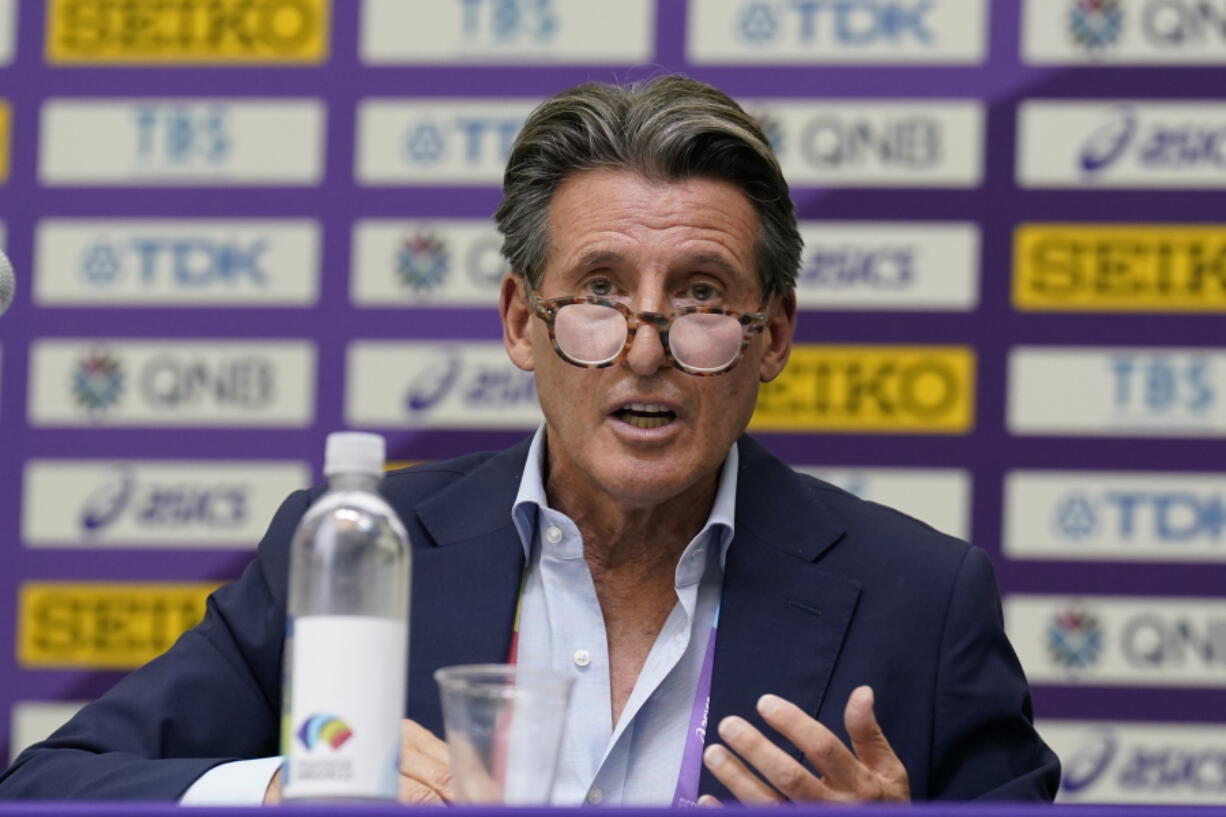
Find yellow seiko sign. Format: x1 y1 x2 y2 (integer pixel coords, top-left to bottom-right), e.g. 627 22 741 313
45 0 330 64
18 582 220 669
1015 224 1226 312
0 100 9 184
751 345 975 434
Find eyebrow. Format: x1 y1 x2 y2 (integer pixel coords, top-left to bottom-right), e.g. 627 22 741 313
569 249 743 277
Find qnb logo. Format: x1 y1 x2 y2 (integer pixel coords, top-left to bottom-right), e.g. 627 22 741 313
72 349 126 413
1110 354 1215 417
140 356 275 409
134 105 232 167
800 246 916 290
798 115 941 169
1068 0 1125 51
395 232 450 293
1047 607 1105 670
1080 106 1226 175
459 0 559 44
79 469 250 535
81 237 270 289
1120 613 1226 669
297 714 353 751
1061 729 1119 794
465 236 510 289
736 0 936 46
1054 491 1226 543
404 351 538 415
403 117 522 166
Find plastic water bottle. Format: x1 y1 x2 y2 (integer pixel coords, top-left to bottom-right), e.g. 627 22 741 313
281 432 410 801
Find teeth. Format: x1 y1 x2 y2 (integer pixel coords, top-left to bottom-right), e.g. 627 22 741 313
626 403 669 413
624 414 672 430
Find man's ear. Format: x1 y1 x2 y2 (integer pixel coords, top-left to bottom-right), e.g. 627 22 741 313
759 289 796 383
499 273 536 372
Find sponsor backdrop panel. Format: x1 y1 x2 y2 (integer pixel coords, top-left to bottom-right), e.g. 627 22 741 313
3 1 1226 804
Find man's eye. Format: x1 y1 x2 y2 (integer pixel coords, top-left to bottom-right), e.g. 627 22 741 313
585 278 614 297
690 283 719 301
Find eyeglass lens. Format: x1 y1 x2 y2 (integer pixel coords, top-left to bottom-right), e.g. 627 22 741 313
553 303 744 372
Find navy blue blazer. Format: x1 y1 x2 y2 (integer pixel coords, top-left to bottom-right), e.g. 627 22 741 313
0 436 1059 801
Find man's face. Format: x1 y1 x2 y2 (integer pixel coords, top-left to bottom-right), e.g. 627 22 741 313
500 168 795 510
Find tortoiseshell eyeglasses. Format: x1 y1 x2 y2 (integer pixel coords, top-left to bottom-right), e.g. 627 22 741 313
530 293 768 376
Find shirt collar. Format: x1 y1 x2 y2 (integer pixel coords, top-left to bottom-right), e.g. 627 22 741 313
511 425 738 569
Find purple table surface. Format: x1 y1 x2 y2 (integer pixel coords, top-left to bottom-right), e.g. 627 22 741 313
2 805 1226 816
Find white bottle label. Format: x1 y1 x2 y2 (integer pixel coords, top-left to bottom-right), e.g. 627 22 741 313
283 616 407 800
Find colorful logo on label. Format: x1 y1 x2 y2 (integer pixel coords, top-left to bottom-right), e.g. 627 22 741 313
1068 0 1124 51
1047 607 1105 669
297 714 353 751
395 231 450 292
72 349 125 413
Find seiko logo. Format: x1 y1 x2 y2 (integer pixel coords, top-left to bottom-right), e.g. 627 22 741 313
79 468 248 534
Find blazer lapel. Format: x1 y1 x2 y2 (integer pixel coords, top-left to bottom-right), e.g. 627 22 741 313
402 438 532 735
700 437 862 800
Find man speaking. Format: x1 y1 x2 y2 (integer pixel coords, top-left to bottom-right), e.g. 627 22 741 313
0 76 1059 804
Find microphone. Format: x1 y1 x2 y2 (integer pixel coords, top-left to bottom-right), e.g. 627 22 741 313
0 249 13 315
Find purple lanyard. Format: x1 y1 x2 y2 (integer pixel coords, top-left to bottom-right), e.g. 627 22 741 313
509 576 721 807
671 602 720 807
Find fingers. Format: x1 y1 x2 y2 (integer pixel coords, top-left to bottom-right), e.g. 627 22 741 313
697 794 722 807
756 694 871 796
399 719 454 803
707 714 838 803
843 687 910 797
702 742 782 804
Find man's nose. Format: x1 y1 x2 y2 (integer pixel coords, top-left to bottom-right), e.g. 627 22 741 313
623 322 668 376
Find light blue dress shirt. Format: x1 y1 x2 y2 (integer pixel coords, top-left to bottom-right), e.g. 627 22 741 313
182 428 738 806
511 427 737 806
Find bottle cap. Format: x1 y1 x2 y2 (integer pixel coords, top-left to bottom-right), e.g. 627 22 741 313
324 431 385 478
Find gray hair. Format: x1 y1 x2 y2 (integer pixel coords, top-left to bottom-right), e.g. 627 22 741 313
495 76 801 298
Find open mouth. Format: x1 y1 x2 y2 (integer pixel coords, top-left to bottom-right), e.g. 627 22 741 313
613 402 677 430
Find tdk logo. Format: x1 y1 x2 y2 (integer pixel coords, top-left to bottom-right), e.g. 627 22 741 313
1080 106 1226 175
458 0 559 44
1053 491 1226 543
81 237 269 288
737 0 936 46
1110 354 1215 417
134 104 231 167
404 116 521 166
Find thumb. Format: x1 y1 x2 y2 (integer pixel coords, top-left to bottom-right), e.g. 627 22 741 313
843 686 899 774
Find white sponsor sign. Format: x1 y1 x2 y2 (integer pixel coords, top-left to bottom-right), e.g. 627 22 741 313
1008 347 1226 437
0 0 14 66
356 99 535 186
1039 719 1226 804
748 100 983 187
10 702 85 763
796 222 979 310
1018 101 1226 188
689 0 986 64
1023 0 1226 65
28 340 316 427
351 219 508 307
1005 471 1226 562
23 460 310 549
35 219 321 306
346 341 541 429
794 466 970 539
40 99 325 185
1006 595 1226 687
361 0 653 63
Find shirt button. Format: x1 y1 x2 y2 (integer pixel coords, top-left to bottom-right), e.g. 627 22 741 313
587 787 604 804
573 649 591 667
545 525 563 544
